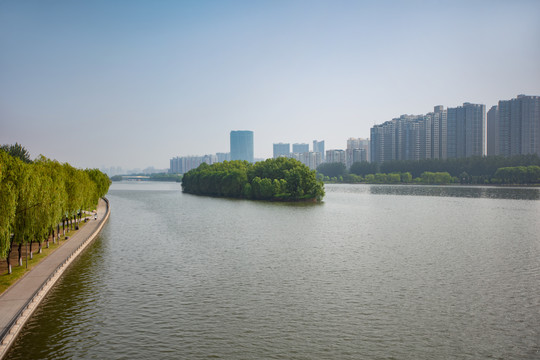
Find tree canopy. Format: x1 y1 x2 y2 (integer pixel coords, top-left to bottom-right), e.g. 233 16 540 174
0 143 32 163
320 155 540 185
0 148 111 266
377 155 540 180
316 162 347 178
182 158 325 201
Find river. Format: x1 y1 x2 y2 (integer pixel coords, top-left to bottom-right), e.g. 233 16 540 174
7 182 540 359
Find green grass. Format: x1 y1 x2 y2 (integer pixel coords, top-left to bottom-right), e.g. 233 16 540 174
0 220 90 295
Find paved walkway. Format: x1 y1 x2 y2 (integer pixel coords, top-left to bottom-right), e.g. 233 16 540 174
0 198 110 358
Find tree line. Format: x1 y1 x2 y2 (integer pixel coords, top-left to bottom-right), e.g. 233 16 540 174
182 157 325 201
316 155 540 185
0 144 110 274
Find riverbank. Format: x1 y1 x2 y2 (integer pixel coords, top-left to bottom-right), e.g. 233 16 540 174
0 198 110 359
323 181 540 187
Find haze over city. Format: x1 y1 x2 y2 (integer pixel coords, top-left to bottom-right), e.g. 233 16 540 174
1 0 539 171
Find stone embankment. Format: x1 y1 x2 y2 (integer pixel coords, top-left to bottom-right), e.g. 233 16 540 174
0 198 110 359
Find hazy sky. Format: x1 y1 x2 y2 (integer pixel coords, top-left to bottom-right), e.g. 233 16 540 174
1 0 539 170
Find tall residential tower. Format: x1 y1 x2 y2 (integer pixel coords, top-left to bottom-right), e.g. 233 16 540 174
370 103 485 163
273 143 290 158
313 140 325 161
489 95 540 157
230 130 254 163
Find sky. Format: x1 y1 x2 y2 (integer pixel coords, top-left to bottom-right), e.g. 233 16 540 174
1 0 540 171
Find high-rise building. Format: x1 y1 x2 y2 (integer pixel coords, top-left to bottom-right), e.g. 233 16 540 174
326 149 346 164
291 151 322 170
292 143 309 153
447 106 462 158
216 152 231 162
370 115 429 163
487 106 499 156
230 130 254 163
465 103 486 157
351 148 367 163
370 102 484 163
313 140 325 160
346 137 370 167
447 103 485 158
371 120 396 163
273 143 290 158
491 95 540 157
431 105 447 159
170 154 217 174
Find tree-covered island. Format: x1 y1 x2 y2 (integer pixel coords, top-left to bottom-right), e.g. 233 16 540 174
181 157 325 202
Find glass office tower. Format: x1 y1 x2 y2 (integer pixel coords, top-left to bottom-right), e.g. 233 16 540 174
230 130 254 163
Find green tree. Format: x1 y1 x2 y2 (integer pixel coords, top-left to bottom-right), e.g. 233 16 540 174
526 165 540 183
0 152 21 272
1 143 32 163
316 162 346 179
1 150 109 274
374 173 387 183
35 157 67 247
387 173 401 183
400 172 412 183
182 158 324 201
11 161 35 267
350 161 378 176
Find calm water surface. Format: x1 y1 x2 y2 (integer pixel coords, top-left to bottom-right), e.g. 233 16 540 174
8 183 540 359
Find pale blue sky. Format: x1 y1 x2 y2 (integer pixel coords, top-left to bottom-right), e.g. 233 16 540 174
1 0 539 170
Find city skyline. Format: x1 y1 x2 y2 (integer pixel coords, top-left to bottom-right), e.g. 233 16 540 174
1 1 539 170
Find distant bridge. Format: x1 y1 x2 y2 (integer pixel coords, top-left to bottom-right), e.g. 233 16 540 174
121 175 150 181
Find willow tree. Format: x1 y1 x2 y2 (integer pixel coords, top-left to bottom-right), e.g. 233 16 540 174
0 152 21 273
30 158 59 253
63 163 83 230
11 160 35 267
1 148 110 275
86 168 111 201
35 157 68 245
23 164 45 259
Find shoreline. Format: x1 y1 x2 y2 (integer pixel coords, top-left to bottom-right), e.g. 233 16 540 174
0 198 111 359
323 182 540 187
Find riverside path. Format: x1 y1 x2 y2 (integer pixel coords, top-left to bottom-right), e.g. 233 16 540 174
0 198 110 359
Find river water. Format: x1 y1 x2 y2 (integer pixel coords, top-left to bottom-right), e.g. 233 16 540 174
7 183 540 359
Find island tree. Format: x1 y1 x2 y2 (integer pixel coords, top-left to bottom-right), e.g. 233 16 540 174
182 158 324 201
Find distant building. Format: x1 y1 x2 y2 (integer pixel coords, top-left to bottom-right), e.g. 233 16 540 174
488 95 540 157
370 120 394 163
487 106 499 156
447 103 485 158
216 152 231 162
326 149 346 165
313 140 325 160
370 103 485 163
292 143 309 153
273 143 290 158
170 154 216 174
351 148 367 164
430 105 447 159
291 151 322 170
230 130 254 163
346 137 370 167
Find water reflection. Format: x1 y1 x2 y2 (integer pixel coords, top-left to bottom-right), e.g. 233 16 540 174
327 184 540 200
